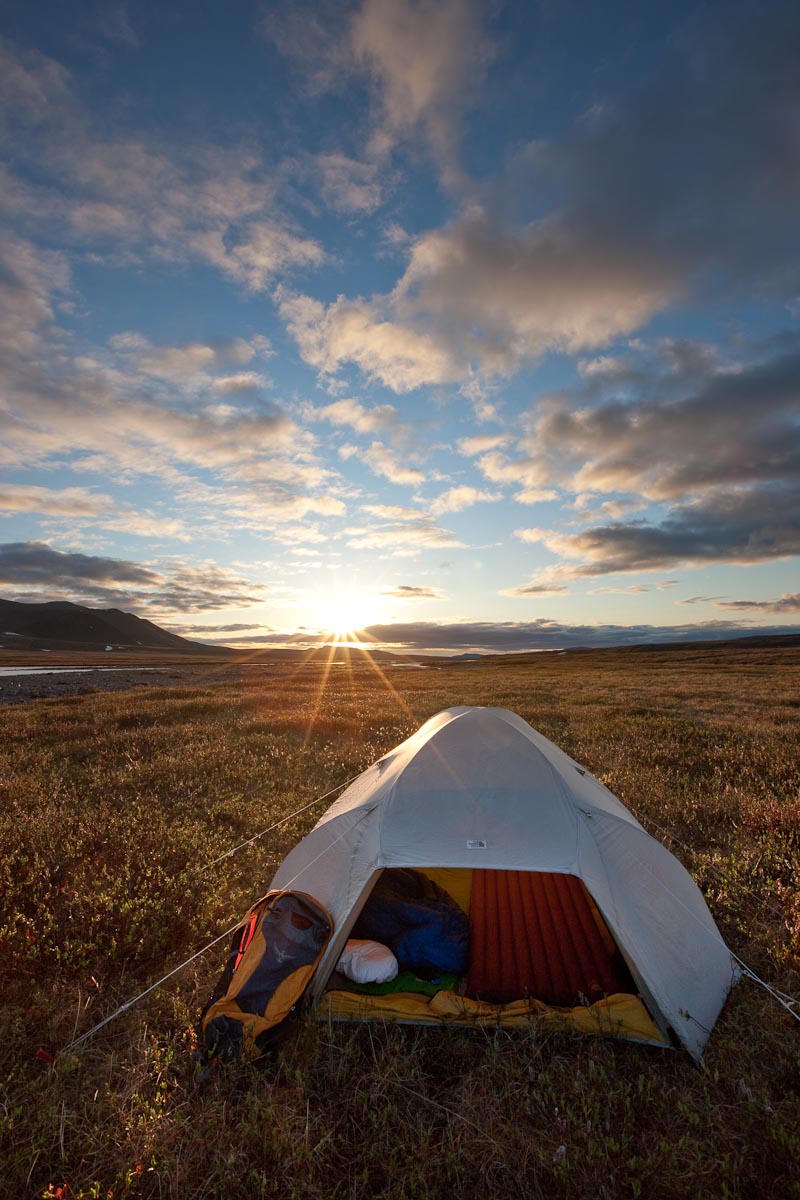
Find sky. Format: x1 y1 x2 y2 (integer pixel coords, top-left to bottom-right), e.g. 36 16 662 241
1 0 799 654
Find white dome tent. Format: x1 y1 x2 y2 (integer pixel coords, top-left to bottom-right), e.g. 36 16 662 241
202 707 739 1061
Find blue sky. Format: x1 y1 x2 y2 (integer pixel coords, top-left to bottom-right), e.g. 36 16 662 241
1 0 798 652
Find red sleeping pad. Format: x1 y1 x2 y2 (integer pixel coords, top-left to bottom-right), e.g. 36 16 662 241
466 870 635 1006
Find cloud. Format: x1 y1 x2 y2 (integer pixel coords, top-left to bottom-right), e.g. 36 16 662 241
361 503 422 520
0 482 183 547
428 485 501 515
95 2 139 48
277 289 460 391
525 340 800 503
716 593 800 614
272 525 329 546
502 582 570 597
458 434 508 456
345 512 464 551
380 584 444 599
314 152 383 213
1 39 325 292
475 450 556 504
109 334 267 384
314 397 411 443
0 542 267 613
499 332 800 578
350 0 488 178
102 512 188 540
0 36 71 126
356 618 800 654
0 252 343 525
519 484 800 578
0 541 160 588
282 4 800 391
513 528 549 545
358 441 426 486
267 0 487 182
170 622 268 634
392 207 680 371
0 484 112 517
193 219 324 291
587 585 650 596
141 562 267 614
211 372 269 394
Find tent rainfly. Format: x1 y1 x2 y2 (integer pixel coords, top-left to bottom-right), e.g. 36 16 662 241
202 707 740 1061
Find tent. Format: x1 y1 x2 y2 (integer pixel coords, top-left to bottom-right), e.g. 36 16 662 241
202 706 739 1061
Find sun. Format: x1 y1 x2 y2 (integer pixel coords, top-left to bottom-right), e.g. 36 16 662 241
313 588 384 641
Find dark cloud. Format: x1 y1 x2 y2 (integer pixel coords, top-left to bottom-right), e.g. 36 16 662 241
501 331 800 580
526 339 800 501
529 3 800 294
380 585 444 599
199 631 318 645
502 582 569 597
170 622 268 633
535 484 800 577
716 593 800 614
0 542 265 614
0 541 161 587
358 618 800 653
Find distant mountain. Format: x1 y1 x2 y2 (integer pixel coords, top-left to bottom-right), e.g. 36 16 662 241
0 598 232 654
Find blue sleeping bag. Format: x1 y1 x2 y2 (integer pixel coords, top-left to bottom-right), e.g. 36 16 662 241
352 869 469 977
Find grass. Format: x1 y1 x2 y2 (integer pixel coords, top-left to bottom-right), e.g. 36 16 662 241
1 645 799 1199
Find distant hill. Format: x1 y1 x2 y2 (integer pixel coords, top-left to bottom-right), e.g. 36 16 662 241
0 598 232 654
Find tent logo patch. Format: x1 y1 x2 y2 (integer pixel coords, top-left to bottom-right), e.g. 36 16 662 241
467 839 488 849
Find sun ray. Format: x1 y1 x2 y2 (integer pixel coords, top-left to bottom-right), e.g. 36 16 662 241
302 637 340 748
344 628 417 721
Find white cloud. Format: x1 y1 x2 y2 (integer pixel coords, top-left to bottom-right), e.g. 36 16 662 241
0 483 112 517
350 0 487 177
212 372 269 394
393 209 680 370
314 397 401 436
314 152 383 213
361 503 422 520
428 485 501 515
359 441 426 486
106 334 270 391
278 289 461 391
458 434 508 456
1 38 326 294
514 528 550 545
346 510 464 551
476 450 557 504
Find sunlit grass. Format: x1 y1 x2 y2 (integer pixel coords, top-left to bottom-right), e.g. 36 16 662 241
1 645 799 1198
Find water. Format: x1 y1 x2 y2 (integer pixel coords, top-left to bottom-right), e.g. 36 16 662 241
0 667 171 678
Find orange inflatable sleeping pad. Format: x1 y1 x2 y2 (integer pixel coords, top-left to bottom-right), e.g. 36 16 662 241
466 870 634 1006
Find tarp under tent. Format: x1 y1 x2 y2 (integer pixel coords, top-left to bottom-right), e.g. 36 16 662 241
202 707 740 1062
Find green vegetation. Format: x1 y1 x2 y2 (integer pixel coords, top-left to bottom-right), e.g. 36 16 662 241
2 645 799 1199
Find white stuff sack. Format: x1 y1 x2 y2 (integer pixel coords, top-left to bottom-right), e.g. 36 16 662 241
337 939 398 985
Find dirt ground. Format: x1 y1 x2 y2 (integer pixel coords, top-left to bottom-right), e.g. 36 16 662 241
0 665 234 705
